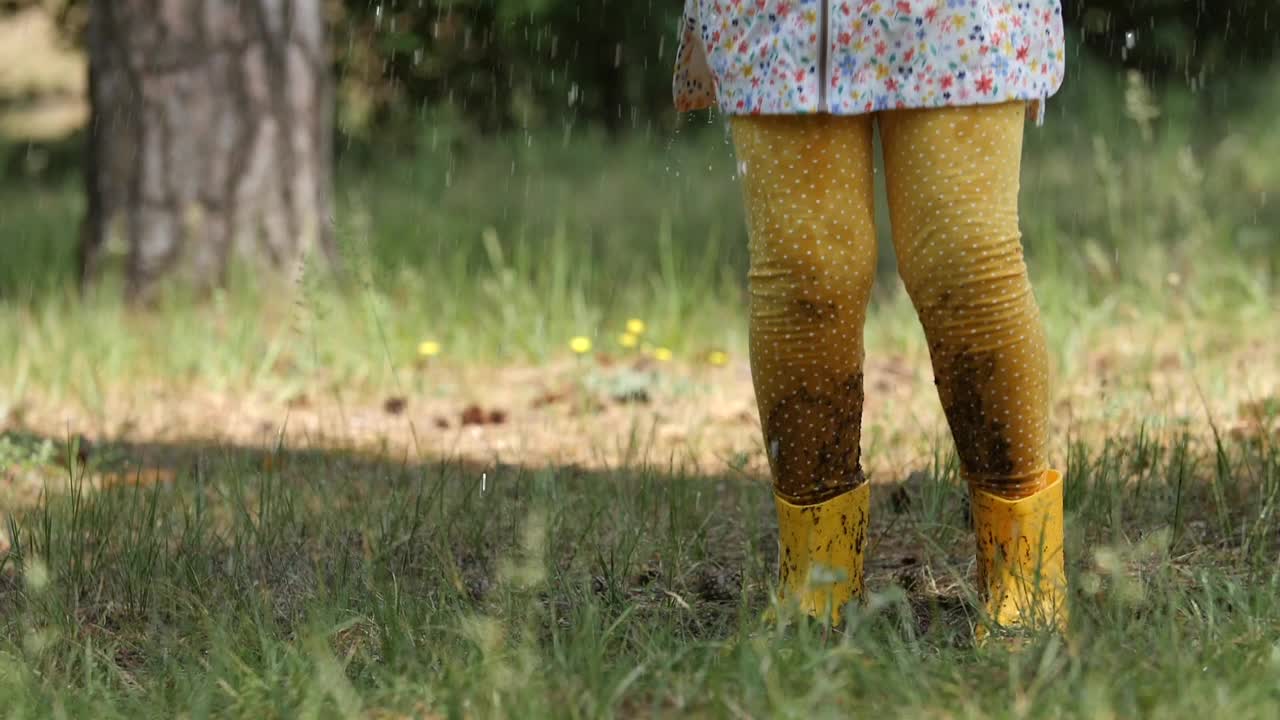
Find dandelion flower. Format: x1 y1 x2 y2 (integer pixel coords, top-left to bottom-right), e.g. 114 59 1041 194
569 336 593 354
707 350 729 367
618 333 639 349
654 347 673 362
626 318 647 335
417 340 442 358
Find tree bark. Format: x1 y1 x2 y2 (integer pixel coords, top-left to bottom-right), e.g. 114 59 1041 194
81 0 335 301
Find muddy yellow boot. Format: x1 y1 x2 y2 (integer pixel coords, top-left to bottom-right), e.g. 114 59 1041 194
972 470 1068 636
773 483 871 625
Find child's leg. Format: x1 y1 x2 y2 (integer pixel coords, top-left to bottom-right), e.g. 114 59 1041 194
732 113 878 505
730 113 877 622
879 102 1066 632
879 102 1049 499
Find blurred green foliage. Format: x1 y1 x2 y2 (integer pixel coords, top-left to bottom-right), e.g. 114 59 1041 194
332 0 1280 138
1071 0 1280 81
333 0 678 137
3 0 1277 139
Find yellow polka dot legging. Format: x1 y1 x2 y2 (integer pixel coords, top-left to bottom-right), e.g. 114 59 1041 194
732 101 1050 505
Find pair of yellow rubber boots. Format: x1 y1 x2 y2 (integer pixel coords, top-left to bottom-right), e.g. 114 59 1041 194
774 470 1067 635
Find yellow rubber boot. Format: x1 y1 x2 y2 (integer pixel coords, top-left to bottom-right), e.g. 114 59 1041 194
971 470 1068 636
774 483 871 625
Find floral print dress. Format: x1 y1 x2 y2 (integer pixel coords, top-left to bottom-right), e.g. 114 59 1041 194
674 0 1065 122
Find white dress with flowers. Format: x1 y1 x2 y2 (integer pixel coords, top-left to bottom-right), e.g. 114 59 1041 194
674 0 1065 121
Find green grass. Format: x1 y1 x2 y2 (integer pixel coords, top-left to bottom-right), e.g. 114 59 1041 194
1 430 1279 718
1 58 1277 382
2 111 1277 401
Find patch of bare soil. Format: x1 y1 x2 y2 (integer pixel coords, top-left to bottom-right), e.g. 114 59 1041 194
0 7 87 141
3 330 1278 507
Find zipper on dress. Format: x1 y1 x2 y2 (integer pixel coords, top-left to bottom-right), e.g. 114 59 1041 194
817 0 829 112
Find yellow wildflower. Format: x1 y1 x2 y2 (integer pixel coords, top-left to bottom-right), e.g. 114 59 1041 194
618 333 639 349
569 336 593 354
654 347 673 362
417 340 441 358
707 350 729 367
626 318 647 335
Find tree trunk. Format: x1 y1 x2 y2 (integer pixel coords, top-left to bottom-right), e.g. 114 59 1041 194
81 0 335 301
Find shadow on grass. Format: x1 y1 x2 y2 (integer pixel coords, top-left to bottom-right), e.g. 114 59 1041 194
4 425 1276 638
3 425 1280 715
0 429 993 647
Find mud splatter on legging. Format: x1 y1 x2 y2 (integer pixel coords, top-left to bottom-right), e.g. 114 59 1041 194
731 101 1050 505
